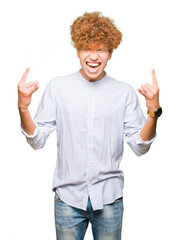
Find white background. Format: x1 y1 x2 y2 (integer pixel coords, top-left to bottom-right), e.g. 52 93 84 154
0 0 179 239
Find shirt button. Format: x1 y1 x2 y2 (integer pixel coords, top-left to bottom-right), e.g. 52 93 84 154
88 145 91 148
81 129 85 132
87 163 91 167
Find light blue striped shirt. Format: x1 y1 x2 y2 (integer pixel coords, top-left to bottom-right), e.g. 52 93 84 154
21 70 156 211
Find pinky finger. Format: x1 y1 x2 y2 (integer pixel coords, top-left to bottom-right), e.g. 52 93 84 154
32 85 39 94
26 85 39 95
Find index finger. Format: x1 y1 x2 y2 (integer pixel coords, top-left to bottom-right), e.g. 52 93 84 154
152 69 159 89
18 67 30 85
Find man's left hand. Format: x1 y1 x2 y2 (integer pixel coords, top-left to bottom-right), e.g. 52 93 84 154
138 69 160 112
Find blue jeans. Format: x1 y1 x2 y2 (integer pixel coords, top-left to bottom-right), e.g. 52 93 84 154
54 192 123 240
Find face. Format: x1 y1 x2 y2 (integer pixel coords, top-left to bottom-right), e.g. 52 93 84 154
77 46 113 82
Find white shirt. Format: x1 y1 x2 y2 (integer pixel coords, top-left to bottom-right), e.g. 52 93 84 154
21 70 156 211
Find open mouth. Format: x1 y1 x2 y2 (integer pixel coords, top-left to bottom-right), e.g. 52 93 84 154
86 62 101 67
86 62 101 73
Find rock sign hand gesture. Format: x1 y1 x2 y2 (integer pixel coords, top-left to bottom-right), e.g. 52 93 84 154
17 68 39 111
138 69 160 112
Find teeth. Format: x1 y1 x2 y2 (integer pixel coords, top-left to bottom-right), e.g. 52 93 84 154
87 62 100 67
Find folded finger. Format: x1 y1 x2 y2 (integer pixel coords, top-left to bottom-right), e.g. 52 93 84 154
138 88 148 98
144 83 157 94
21 85 39 96
141 84 151 93
24 81 38 88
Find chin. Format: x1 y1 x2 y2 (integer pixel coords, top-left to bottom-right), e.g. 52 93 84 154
84 69 105 82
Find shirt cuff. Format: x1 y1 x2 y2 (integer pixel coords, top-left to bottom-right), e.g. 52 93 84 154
136 131 157 146
20 123 39 139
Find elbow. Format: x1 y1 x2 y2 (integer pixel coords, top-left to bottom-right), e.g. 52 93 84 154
135 146 151 157
127 139 151 157
30 144 42 150
135 151 147 157
26 138 46 150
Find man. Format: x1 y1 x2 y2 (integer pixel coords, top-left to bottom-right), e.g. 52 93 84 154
17 12 162 240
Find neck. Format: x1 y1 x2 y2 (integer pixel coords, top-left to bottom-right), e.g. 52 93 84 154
79 69 106 82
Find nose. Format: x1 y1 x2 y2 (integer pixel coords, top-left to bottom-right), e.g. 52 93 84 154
89 51 99 61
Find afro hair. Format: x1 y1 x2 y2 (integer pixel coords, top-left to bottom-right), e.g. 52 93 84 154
70 12 122 51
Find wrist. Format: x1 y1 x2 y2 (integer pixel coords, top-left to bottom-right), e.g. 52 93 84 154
18 106 29 113
148 114 158 122
147 106 162 118
147 105 161 112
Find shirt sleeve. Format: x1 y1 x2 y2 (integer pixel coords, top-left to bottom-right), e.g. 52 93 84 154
123 86 156 156
20 79 57 150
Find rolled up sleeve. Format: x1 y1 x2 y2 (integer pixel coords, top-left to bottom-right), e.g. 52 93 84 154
124 86 156 156
20 78 57 150
20 123 45 150
133 131 157 156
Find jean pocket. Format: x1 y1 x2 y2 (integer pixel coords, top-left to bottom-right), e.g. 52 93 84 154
54 192 62 202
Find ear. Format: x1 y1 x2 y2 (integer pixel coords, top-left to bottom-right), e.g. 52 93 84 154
108 50 113 60
77 49 80 58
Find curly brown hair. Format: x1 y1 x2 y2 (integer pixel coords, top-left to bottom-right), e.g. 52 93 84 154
70 12 122 51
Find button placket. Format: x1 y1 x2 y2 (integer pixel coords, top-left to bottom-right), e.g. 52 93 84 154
86 85 95 186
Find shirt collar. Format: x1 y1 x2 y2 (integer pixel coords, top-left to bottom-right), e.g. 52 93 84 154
76 70 109 87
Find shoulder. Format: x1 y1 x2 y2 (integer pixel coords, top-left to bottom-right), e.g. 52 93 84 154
42 72 77 98
108 75 135 93
46 72 79 96
50 72 77 86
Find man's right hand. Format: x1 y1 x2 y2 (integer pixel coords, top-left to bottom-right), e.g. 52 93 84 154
17 67 39 112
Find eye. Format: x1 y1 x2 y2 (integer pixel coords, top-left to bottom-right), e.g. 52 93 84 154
97 48 107 53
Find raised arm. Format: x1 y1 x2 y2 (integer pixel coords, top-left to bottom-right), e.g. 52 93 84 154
17 68 39 135
138 69 161 141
